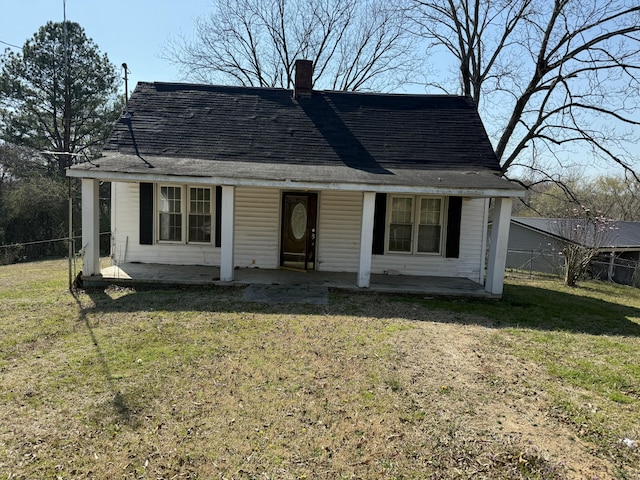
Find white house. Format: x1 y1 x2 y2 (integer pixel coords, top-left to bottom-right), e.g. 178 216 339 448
67 60 523 296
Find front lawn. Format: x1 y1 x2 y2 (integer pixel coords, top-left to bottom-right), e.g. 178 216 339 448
1 260 638 479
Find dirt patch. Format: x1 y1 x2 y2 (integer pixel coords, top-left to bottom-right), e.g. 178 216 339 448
390 313 614 479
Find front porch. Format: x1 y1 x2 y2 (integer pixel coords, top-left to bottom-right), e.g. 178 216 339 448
92 262 495 298
78 180 515 296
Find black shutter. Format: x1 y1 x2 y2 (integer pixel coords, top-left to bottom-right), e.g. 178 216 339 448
445 196 462 258
139 183 154 245
372 193 387 255
215 186 222 247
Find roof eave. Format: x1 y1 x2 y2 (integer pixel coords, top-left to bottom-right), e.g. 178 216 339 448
67 167 524 198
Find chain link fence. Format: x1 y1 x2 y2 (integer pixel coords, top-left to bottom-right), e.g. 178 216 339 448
0 232 111 266
506 248 640 287
591 256 640 287
505 249 564 278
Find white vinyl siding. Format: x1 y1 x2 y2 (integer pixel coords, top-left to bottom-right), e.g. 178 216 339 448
111 182 487 281
317 191 362 272
110 182 220 266
234 187 280 269
373 197 486 282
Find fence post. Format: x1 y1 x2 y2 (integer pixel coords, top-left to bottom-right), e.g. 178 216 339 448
529 250 534 279
608 252 615 282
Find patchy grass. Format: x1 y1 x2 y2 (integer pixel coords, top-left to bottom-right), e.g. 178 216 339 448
1 260 639 479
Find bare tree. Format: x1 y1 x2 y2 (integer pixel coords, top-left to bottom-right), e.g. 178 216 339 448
164 0 419 91
410 0 640 180
550 208 617 286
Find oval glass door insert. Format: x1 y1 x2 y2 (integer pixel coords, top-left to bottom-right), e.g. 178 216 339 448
291 203 307 240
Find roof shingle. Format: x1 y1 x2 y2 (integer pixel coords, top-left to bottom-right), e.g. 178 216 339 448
106 82 500 169
75 81 523 193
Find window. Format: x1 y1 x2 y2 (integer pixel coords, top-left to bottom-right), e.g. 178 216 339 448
159 186 182 241
387 195 443 254
417 198 442 253
389 197 413 252
188 187 211 243
158 185 213 243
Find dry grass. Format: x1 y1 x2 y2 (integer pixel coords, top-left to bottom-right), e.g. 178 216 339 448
1 260 639 479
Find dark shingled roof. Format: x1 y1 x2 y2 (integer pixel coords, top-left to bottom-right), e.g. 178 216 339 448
75 82 522 192
512 217 640 249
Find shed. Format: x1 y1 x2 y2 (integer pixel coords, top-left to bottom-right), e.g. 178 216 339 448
508 217 640 285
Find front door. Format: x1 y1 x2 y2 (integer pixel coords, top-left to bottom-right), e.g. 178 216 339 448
280 192 317 270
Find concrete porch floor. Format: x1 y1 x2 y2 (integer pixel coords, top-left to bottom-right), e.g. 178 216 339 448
94 262 494 298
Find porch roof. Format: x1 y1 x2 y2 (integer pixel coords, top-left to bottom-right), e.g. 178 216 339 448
68 153 523 197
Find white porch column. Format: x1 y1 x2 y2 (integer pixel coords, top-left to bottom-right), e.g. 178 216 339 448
358 192 376 288
81 178 101 277
485 197 513 295
220 185 235 282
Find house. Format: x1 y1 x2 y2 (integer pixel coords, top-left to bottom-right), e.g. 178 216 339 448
507 217 640 285
67 60 524 296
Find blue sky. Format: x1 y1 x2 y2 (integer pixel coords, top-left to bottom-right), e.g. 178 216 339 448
1 0 211 93
2 1 636 178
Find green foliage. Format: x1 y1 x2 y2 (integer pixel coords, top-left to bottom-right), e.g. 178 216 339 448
516 174 640 221
0 143 50 184
0 143 87 263
0 175 71 262
0 21 123 175
0 22 119 262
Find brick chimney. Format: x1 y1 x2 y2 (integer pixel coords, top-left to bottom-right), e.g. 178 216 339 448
294 59 313 98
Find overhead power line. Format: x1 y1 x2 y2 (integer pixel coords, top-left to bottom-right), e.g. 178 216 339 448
0 39 21 49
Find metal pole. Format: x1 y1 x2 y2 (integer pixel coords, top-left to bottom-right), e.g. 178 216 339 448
68 177 73 289
122 63 129 109
63 1 73 290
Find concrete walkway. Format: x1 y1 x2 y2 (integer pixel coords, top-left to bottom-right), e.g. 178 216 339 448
97 262 493 297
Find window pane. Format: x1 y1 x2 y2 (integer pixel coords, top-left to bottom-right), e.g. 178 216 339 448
418 225 441 253
188 187 212 242
419 198 441 225
160 213 182 241
391 197 413 224
189 215 211 243
388 196 414 252
189 188 211 214
160 190 169 211
160 186 181 213
389 224 412 252
159 186 182 241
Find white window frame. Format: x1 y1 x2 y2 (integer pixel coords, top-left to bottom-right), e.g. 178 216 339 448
187 186 213 244
385 195 446 255
158 185 183 243
156 184 215 245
